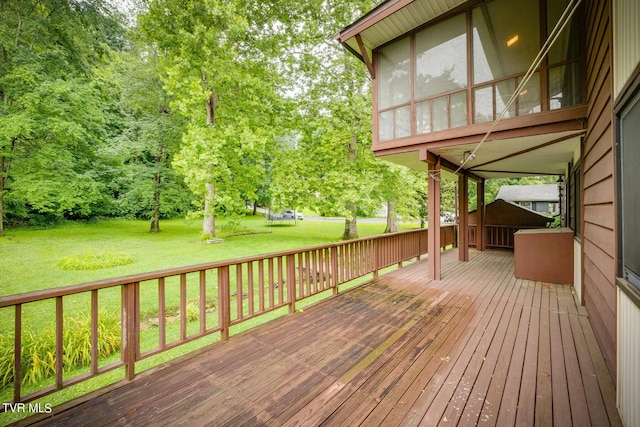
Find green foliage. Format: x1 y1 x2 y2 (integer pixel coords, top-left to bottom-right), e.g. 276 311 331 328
57 251 134 271
0 311 120 388
184 303 200 323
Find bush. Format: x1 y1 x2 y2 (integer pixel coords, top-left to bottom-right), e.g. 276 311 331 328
57 251 134 270
0 312 121 388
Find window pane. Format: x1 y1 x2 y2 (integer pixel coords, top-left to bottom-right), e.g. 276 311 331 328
378 38 411 110
450 91 468 128
474 85 493 123
549 63 583 110
415 13 467 100
621 93 640 289
518 72 541 116
547 0 582 65
395 106 411 138
432 96 449 131
416 101 431 134
496 78 516 118
379 111 393 141
473 0 540 84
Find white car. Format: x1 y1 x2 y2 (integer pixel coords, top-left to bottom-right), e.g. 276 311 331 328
283 210 304 220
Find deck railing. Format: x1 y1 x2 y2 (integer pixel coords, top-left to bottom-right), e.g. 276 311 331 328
468 225 542 249
0 226 457 405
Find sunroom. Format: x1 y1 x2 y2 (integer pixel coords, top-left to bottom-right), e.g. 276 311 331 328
337 0 586 283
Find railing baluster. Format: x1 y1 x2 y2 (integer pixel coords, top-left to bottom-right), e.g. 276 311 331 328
180 274 187 341
56 296 63 389
236 264 243 320
199 271 206 334
14 304 22 402
158 278 166 350
268 258 275 308
277 257 284 304
248 262 254 316
91 290 98 375
258 260 265 312
304 251 311 296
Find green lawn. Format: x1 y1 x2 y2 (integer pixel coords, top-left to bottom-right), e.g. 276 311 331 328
0 216 405 296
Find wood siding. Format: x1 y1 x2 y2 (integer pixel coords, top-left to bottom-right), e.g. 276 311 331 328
617 288 640 427
583 0 617 380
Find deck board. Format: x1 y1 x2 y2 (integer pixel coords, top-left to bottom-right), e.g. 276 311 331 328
21 249 622 427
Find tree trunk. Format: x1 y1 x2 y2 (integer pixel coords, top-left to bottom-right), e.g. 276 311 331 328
342 201 358 240
252 201 258 216
342 135 359 240
201 70 218 238
0 160 4 237
0 154 8 237
384 199 398 233
150 140 164 233
203 182 215 237
150 170 161 233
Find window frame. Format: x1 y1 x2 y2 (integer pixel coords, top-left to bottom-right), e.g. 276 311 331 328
615 65 640 307
373 0 586 144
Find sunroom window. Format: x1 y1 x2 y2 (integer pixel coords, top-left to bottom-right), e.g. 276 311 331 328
375 0 584 143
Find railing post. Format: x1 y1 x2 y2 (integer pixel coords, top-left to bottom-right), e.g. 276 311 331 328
373 238 379 278
218 266 230 341
121 282 138 381
286 254 296 313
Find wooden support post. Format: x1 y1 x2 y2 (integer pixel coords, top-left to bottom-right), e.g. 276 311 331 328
477 178 486 251
459 174 469 261
121 283 138 381
218 267 230 341
426 153 441 280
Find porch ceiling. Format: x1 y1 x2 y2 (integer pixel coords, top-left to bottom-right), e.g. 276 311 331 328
378 130 583 179
337 0 467 60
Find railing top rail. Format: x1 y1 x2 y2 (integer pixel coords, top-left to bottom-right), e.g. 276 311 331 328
0 227 440 308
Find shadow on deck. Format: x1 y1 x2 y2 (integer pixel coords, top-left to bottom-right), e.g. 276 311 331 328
21 249 621 426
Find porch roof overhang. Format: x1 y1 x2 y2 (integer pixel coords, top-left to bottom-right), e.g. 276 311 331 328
336 0 468 67
377 129 584 180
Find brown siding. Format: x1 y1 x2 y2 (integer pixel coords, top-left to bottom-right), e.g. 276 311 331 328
583 0 616 380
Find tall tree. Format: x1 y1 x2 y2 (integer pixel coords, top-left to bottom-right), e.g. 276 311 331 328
140 0 291 238
109 37 188 232
0 0 125 234
280 0 379 240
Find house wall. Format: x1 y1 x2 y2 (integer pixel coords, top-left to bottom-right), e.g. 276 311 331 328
613 0 640 96
613 0 640 425
583 0 617 379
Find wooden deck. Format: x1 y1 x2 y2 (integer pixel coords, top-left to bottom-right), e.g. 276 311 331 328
22 249 621 426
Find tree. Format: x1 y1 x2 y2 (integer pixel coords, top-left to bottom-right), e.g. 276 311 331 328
280 0 379 240
109 36 188 232
0 0 125 234
140 0 292 238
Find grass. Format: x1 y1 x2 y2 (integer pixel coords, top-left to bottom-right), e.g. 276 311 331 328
0 215 419 424
0 216 402 296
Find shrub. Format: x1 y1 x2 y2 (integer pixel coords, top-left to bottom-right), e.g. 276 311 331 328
0 311 121 388
184 302 200 323
57 251 134 270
